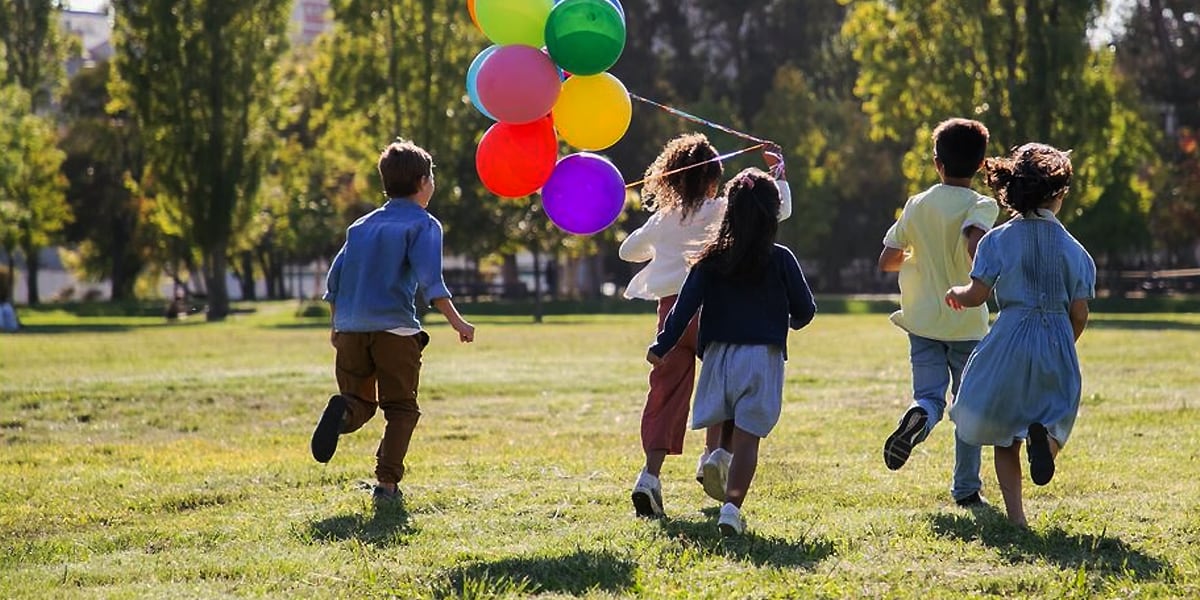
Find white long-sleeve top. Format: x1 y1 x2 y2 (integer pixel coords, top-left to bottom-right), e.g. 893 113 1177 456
619 181 792 300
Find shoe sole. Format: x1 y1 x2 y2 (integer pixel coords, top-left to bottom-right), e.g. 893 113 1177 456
718 521 742 537
1027 423 1055 485
702 461 726 502
883 407 928 470
311 395 347 463
631 489 664 518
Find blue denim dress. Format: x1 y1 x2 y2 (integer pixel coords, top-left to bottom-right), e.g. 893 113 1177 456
950 210 1096 447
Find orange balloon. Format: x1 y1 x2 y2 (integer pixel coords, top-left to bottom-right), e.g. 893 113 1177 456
468 0 482 31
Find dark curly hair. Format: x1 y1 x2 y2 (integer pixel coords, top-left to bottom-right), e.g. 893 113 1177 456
692 168 780 282
932 118 990 178
640 133 723 221
984 143 1073 215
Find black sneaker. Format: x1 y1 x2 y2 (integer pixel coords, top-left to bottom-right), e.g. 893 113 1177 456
1027 422 1055 486
883 406 929 470
311 394 348 463
955 491 989 508
372 484 402 505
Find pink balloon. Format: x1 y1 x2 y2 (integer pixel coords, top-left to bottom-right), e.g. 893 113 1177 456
476 45 562 124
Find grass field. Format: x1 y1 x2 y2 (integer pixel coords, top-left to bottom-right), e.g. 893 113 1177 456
1 302 1198 599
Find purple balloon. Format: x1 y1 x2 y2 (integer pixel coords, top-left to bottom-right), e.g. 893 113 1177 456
542 153 626 235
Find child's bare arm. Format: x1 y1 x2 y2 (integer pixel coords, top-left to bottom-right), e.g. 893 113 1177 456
879 246 904 272
945 278 992 310
432 297 475 343
964 226 987 261
1068 299 1089 341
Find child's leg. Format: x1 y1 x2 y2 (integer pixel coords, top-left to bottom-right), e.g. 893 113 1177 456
725 426 761 508
373 332 427 488
640 297 698 477
994 441 1027 527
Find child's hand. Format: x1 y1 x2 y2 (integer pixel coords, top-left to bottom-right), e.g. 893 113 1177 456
454 320 475 343
646 349 663 366
762 143 785 179
944 288 965 311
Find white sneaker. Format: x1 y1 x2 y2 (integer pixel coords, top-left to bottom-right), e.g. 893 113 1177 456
718 502 745 536
701 448 732 502
695 450 709 484
631 470 664 518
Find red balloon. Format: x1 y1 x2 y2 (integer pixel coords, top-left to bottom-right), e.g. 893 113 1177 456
475 115 558 198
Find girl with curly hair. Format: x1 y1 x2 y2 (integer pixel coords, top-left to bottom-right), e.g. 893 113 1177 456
945 143 1096 527
645 168 815 535
621 133 791 519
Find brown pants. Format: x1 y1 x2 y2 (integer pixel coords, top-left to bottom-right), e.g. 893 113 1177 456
641 295 699 455
333 330 429 484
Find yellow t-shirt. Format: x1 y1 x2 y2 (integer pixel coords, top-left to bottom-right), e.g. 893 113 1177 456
883 183 1000 341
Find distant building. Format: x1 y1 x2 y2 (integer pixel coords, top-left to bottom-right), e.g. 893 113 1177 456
59 1 333 76
291 0 332 45
61 9 113 76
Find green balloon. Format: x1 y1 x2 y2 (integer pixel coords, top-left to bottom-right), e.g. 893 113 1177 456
545 0 626 76
477 0 554 48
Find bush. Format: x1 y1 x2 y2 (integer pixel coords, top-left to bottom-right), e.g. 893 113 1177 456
296 302 330 318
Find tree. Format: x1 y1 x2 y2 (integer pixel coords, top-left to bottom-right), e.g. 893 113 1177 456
844 0 1159 279
110 0 291 320
1116 1 1200 267
0 0 72 304
58 61 149 301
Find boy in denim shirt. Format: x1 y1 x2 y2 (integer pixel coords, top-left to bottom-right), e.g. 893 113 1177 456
311 141 475 504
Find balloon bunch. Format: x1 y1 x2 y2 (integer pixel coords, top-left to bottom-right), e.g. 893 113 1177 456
467 0 630 236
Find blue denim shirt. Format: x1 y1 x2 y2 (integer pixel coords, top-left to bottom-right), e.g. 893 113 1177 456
322 198 452 332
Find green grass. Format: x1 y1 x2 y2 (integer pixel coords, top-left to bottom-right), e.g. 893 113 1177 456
1 302 1198 598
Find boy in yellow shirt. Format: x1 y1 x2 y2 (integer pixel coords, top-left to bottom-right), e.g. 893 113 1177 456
879 118 999 506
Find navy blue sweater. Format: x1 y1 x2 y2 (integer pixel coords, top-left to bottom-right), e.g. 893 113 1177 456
649 244 816 360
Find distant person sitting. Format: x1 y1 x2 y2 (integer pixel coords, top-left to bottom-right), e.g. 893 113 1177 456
165 288 188 321
0 301 18 333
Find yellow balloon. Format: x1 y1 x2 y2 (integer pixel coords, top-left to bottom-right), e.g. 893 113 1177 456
552 73 632 151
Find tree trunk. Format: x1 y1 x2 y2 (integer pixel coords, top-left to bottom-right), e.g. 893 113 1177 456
25 247 41 305
531 245 543 323
204 244 230 321
239 251 257 301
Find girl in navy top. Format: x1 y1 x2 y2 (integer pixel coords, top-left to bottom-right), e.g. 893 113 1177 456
648 167 816 536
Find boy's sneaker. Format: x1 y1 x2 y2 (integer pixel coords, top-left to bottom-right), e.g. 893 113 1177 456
311 394 348 463
631 470 665 518
883 406 929 470
955 491 989 508
701 448 732 502
372 484 402 505
1027 422 1055 486
695 450 709 484
717 502 745 536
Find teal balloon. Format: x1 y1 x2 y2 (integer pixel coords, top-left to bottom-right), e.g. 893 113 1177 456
544 0 626 76
466 45 500 121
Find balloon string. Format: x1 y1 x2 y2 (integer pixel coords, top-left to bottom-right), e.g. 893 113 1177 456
629 94 772 145
625 143 767 189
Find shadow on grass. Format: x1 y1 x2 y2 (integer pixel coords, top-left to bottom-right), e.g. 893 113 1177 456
433 549 636 598
309 501 415 548
656 509 835 569
929 508 1172 581
17 323 142 334
1086 318 1200 332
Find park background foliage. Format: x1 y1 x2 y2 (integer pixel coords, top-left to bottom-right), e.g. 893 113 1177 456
0 0 1198 316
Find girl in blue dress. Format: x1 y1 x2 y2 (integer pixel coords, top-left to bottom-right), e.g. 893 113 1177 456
944 143 1095 527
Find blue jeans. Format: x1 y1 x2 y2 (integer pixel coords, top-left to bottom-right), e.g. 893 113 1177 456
909 334 982 500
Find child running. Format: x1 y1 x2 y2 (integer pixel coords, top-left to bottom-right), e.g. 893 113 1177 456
621 133 791 518
311 141 476 505
879 118 999 507
946 143 1094 527
646 167 815 536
